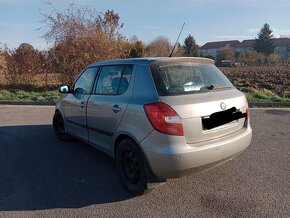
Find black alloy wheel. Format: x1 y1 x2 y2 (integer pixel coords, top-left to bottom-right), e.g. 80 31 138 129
116 139 147 196
53 111 72 141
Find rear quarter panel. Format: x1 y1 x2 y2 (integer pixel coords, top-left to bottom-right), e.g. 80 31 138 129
114 64 159 153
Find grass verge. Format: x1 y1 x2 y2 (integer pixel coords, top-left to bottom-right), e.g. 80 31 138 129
0 88 289 104
0 90 60 102
240 88 290 103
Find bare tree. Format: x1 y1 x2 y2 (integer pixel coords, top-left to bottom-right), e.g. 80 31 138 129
144 36 172 57
41 3 130 84
215 45 235 66
3 43 45 86
0 48 7 80
128 36 145 58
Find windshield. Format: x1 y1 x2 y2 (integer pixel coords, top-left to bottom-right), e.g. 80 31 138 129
150 63 233 96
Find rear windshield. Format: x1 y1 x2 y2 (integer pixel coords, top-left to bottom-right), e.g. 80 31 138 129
150 63 233 96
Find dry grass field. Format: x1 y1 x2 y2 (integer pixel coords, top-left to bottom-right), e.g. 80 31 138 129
221 66 290 95
0 65 290 96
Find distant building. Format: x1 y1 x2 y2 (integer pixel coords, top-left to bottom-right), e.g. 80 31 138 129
198 40 240 59
273 38 290 60
235 39 255 53
198 38 290 61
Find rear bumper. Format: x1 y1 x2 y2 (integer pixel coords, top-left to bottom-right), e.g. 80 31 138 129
141 126 252 178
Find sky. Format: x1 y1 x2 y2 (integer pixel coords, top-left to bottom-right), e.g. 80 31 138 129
0 0 290 50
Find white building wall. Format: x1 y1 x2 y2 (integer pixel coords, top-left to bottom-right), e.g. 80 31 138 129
199 43 290 61
198 48 219 59
235 47 253 53
274 46 290 60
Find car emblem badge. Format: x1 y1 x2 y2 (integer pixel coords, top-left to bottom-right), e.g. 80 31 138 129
220 102 226 110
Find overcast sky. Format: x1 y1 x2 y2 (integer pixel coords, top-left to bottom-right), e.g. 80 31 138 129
0 0 289 50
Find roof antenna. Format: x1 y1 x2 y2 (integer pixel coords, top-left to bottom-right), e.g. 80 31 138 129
169 22 185 57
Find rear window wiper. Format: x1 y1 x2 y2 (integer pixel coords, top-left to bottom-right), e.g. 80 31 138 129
206 85 214 90
200 84 214 91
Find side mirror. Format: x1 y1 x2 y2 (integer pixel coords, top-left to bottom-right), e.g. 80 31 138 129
59 85 70 94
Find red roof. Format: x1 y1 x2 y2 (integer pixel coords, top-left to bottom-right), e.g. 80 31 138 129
200 38 290 50
235 38 290 48
235 39 255 48
199 40 240 49
273 38 290 46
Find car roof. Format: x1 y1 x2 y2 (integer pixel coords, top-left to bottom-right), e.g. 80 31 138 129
88 57 214 67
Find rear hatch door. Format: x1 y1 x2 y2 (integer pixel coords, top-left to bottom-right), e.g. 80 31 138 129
160 88 248 144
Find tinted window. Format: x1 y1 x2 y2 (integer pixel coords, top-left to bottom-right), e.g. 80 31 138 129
74 67 98 94
150 64 233 96
95 65 132 95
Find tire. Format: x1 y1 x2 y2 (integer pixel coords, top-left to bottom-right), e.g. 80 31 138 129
116 139 148 196
53 111 72 141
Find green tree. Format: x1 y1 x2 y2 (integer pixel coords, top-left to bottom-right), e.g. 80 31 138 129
253 23 275 56
182 34 198 56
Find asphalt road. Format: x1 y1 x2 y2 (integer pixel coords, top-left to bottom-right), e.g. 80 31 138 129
0 106 289 217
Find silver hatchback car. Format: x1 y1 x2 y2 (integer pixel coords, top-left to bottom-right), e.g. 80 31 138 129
53 57 252 195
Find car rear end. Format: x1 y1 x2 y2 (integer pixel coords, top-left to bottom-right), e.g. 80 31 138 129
141 57 252 178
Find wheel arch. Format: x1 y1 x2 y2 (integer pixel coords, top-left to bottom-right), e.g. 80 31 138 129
113 133 164 183
54 108 66 122
113 133 139 159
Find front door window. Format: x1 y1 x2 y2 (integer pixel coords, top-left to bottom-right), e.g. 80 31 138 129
74 67 98 95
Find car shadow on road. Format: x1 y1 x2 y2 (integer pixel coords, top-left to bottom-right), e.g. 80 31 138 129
0 124 132 211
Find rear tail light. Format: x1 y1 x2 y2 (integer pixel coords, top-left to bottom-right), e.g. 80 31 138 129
246 108 250 121
244 95 250 122
144 102 184 136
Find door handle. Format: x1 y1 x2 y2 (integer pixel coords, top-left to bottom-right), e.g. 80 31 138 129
80 102 85 108
112 105 121 113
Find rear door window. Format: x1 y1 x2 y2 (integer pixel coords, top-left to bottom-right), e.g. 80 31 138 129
94 65 133 95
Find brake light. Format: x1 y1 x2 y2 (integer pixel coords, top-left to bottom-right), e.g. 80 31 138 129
244 95 250 122
144 102 184 136
246 108 250 120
